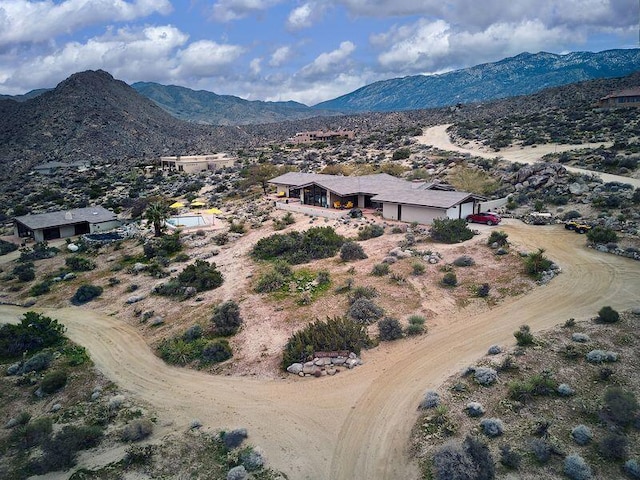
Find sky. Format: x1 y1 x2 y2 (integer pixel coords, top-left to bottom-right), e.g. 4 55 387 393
0 1 638 105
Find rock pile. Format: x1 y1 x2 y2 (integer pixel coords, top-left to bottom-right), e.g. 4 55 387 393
286 352 362 377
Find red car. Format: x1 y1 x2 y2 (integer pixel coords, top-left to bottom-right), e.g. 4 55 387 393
466 212 501 226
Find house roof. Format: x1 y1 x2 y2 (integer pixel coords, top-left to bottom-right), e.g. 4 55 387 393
601 88 640 100
14 206 117 230
269 172 413 196
370 189 476 209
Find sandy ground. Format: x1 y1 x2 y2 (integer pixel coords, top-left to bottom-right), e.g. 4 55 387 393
2 221 639 480
416 124 640 188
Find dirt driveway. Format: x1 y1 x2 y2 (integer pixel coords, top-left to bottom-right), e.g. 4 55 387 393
416 124 640 188
1 222 639 479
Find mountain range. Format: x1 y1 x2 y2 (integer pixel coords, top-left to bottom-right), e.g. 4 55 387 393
2 49 638 126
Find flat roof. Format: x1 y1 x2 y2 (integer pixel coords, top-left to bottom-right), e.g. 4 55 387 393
14 206 117 230
371 189 476 209
269 172 411 196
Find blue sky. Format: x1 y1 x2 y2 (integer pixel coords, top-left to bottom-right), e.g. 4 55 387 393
0 0 638 105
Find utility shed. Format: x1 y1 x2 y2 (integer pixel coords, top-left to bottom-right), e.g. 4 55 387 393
13 206 120 242
371 190 479 224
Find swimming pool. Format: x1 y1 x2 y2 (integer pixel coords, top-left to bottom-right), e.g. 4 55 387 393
166 215 208 228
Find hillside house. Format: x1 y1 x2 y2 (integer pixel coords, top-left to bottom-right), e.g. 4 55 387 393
32 161 91 175
160 154 236 173
288 130 355 145
269 172 481 224
13 206 120 242
598 88 640 108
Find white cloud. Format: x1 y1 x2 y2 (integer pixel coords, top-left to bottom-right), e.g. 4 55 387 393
286 2 326 30
299 40 355 79
0 0 172 46
210 0 282 22
175 40 245 77
269 45 292 67
249 57 262 74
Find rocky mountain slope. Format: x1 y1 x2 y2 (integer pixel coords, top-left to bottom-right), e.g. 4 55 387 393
314 49 640 112
132 82 338 125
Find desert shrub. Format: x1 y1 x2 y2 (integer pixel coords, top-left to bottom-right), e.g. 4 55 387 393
480 418 503 437
441 272 458 287
348 298 384 324
587 226 618 244
143 232 182 259
229 221 246 234
347 285 378 304
432 436 495 480
173 252 190 262
599 433 628 460
597 305 620 323
251 226 344 264
378 317 403 341
121 419 154 442
625 459 640 479
572 333 590 343
508 373 557 401
71 284 103 305
340 241 367 261
487 345 502 355
564 454 592 480
430 218 474 244
586 349 618 363
405 315 426 336
466 402 485 417
211 300 242 336
557 383 575 397
499 445 521 470
571 425 593 446
254 268 288 293
222 428 247 449
0 238 19 256
32 425 103 474
29 280 52 296
0 311 65 360
182 324 203 342
411 261 426 275
419 390 440 409
176 260 223 292
62 344 90 366
240 448 264 471
514 324 535 346
475 283 490 297
603 387 639 427
18 242 58 262
371 263 390 276
392 147 411 160
453 255 475 267
201 339 232 363
281 316 370 368
524 249 553 278
487 230 508 247
474 367 498 386
530 438 552 464
357 224 384 240
213 232 229 245
40 370 68 394
12 261 35 282
157 337 208 365
65 256 96 271
21 351 52 374
563 210 582 220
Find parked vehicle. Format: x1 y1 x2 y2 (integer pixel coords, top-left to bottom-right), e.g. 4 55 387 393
564 220 592 234
466 212 501 226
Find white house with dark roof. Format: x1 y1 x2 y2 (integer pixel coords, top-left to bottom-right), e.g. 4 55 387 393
269 172 482 224
13 206 120 242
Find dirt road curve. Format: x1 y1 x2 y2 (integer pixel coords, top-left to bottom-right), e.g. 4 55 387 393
416 124 640 188
1 223 639 480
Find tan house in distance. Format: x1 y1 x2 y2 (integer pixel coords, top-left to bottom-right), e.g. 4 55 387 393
598 88 640 108
289 130 355 145
160 154 236 173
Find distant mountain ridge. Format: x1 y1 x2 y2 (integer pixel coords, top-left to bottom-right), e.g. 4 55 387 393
314 49 640 112
131 82 339 126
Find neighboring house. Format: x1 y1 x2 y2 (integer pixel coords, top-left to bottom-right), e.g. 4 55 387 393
288 130 355 145
160 154 236 173
32 161 91 175
598 88 640 108
269 172 481 223
14 206 120 242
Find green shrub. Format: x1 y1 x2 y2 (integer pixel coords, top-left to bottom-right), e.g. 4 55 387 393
597 306 620 324
10 416 52 448
524 249 552 278
564 454 592 480
0 238 19 256
251 226 344 264
182 325 203 342
411 261 426 275
406 315 426 335
201 339 232 363
121 419 154 442
603 387 638 427
30 280 51 296
392 148 411 160
33 425 103 474
316 270 331 285
12 262 35 282
65 256 96 272
563 210 581 220
158 337 208 365
453 255 475 267
599 433 628 460
476 283 490 297
347 286 378 304
282 317 371 368
378 317 403 341
212 301 242 336
514 325 534 346
432 436 495 480
143 232 182 259
40 370 68 394
176 260 224 292
0 311 65 360
71 284 103 305
357 224 384 240
499 445 521 470
229 221 246 234
441 272 458 287
18 241 58 262
587 226 618 244
371 263 390 276
340 241 367 261
508 373 557 402
254 268 288 293
430 218 474 243
348 298 384 324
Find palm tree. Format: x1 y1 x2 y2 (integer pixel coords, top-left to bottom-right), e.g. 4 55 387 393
145 201 170 237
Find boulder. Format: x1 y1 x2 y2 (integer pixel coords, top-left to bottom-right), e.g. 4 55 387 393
382 256 397 264
331 357 346 365
63 272 76 281
150 316 164 327
389 247 402 257
286 363 303 374
346 358 359 369
569 182 588 195
132 262 147 272
227 465 248 480
302 365 319 375
126 295 145 304
67 244 79 252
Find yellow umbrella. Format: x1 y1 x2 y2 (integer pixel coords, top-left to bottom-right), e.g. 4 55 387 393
170 201 185 209
204 208 222 214
190 201 206 207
